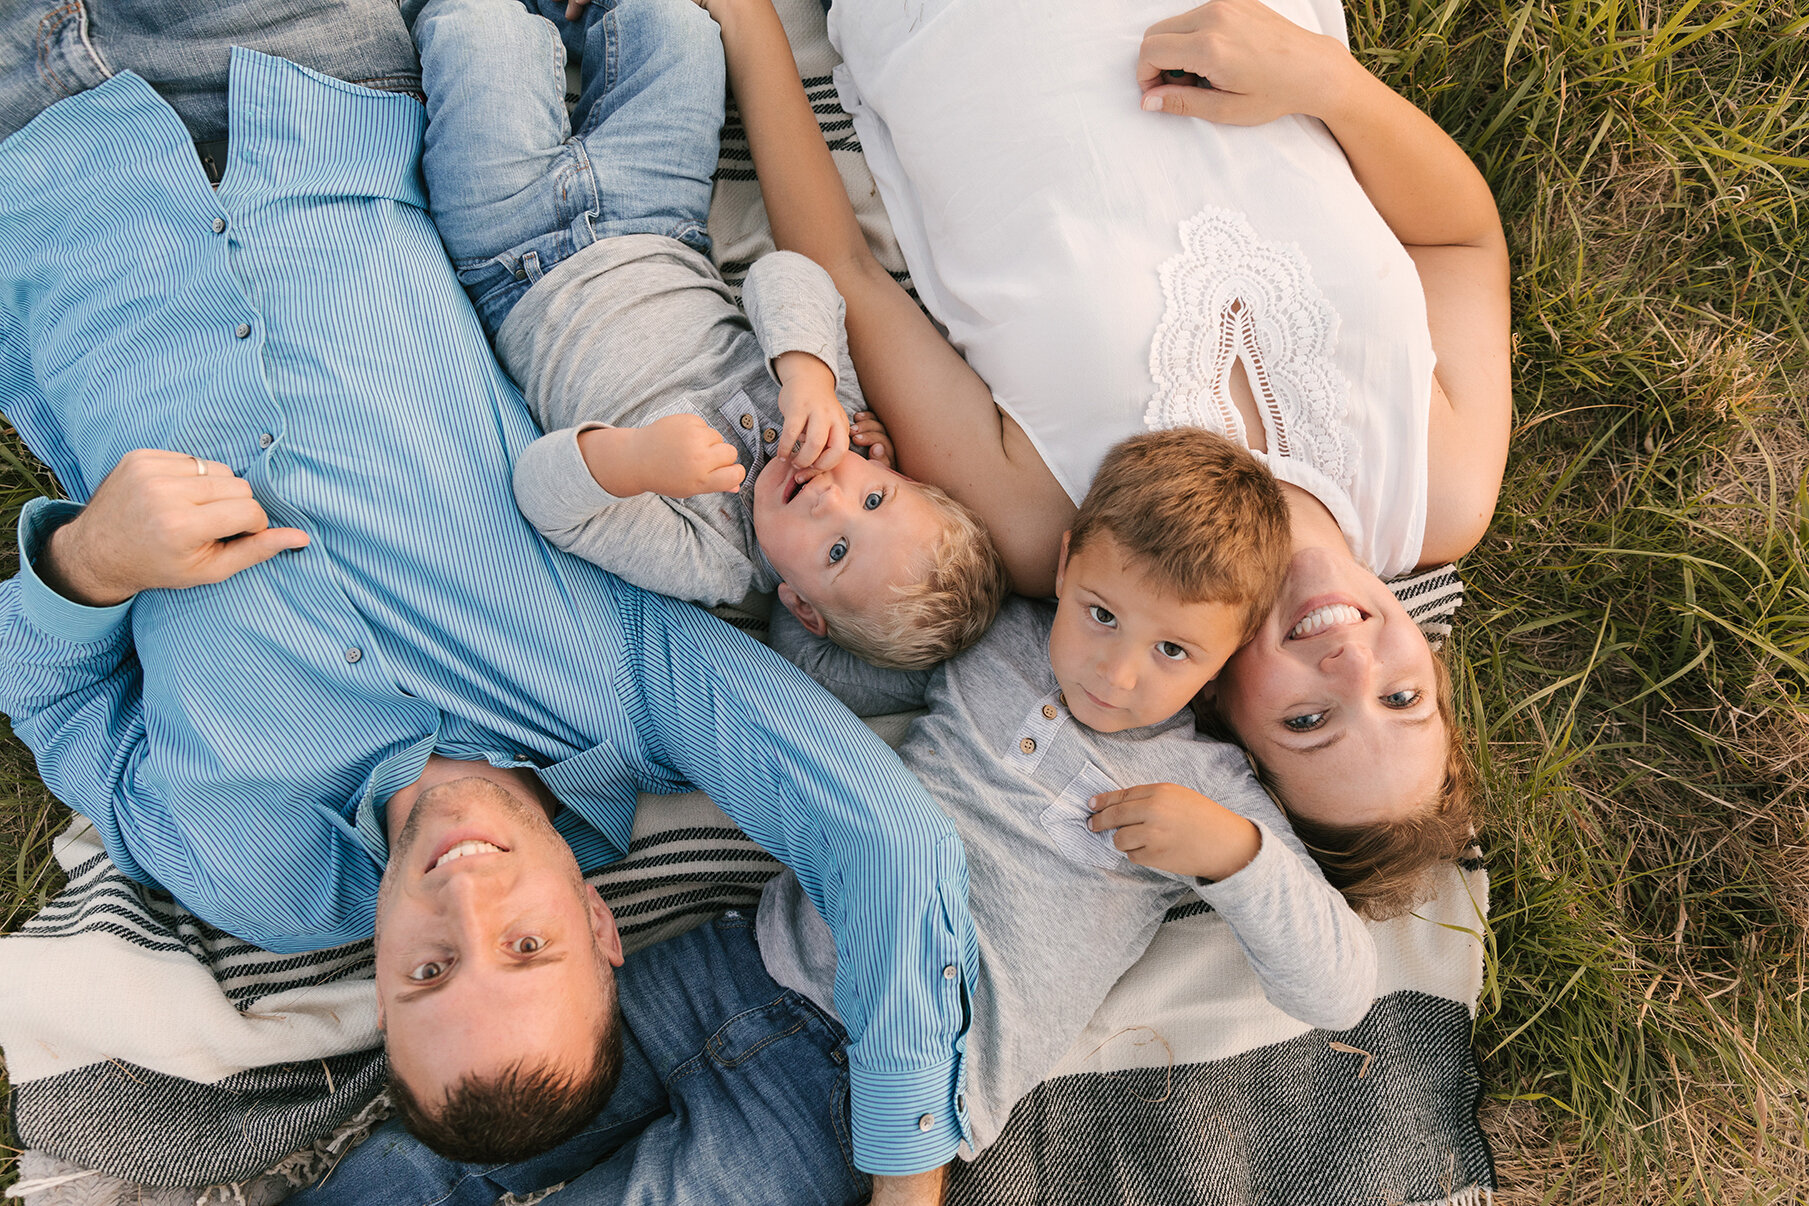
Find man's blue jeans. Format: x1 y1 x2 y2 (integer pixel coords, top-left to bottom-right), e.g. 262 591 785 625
0 0 421 145
414 0 723 339
288 914 871 1206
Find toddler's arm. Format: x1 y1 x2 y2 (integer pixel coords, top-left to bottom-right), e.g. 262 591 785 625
513 426 761 606
742 251 858 469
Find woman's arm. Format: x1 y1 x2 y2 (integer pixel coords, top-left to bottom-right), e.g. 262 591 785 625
1139 0 1511 563
706 0 1071 593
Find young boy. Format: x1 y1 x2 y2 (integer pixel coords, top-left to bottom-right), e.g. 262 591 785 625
411 0 1007 669
767 427 1380 1176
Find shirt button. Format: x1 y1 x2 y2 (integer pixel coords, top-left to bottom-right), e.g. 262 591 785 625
943 964 957 980
1057 692 1067 708
763 427 778 444
345 648 363 664
259 433 274 448
235 323 252 339
1041 704 1057 720
211 217 227 234
917 1113 934 1132
739 413 755 429
1019 737 1036 755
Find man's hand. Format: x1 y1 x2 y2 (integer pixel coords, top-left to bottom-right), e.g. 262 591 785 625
850 410 895 468
39 449 310 607
577 416 747 499
870 1166 947 1206
773 350 850 471
1088 781 1261 882
1135 0 1354 126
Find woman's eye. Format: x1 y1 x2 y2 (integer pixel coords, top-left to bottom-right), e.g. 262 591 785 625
829 539 848 564
1283 711 1327 733
510 935 544 955
1382 689 1422 709
1157 641 1188 662
408 960 448 983
863 491 884 510
1087 605 1118 627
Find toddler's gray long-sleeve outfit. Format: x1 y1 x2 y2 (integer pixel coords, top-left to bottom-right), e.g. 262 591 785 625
759 599 1380 1157
503 239 864 605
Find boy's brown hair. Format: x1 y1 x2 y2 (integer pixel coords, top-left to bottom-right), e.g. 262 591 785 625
1068 428 1290 640
823 483 1010 670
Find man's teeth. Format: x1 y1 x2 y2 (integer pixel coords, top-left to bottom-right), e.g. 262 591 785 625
1289 603 1364 639
432 840 503 870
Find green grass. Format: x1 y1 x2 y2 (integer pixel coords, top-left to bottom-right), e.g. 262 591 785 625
3 0 1807 1198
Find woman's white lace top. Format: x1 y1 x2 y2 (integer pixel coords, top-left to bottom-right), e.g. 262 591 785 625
828 0 1436 576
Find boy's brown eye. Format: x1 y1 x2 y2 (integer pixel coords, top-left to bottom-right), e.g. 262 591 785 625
1157 641 1187 661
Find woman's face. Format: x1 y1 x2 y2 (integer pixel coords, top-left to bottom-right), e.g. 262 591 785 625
1215 547 1446 825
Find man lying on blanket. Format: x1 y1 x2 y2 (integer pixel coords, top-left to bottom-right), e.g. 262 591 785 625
0 11 963 1205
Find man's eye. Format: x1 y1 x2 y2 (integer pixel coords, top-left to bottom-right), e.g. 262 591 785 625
1283 711 1327 733
409 960 448 982
1156 641 1188 662
829 539 848 564
863 491 884 510
1087 605 1117 627
510 935 544 955
1382 689 1422 708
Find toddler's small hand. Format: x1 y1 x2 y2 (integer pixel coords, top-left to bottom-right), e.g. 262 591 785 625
850 411 893 467
1088 781 1260 882
773 351 850 471
631 414 747 498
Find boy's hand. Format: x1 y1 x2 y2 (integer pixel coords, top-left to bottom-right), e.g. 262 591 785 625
1088 782 1262 882
850 410 894 468
578 416 747 499
773 350 850 471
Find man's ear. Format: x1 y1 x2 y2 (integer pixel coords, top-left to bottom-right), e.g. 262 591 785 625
777 583 829 637
1054 531 1073 595
587 884 625 968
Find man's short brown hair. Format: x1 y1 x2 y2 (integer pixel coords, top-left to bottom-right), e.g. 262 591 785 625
822 484 1011 670
1068 428 1290 641
388 995 624 1164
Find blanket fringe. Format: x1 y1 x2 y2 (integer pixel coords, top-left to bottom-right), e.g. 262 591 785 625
1409 1189 1493 1206
5 1170 99 1198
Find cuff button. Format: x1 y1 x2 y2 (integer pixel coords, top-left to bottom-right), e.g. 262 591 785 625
918 1113 934 1132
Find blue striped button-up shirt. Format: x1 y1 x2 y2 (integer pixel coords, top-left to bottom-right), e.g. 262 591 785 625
0 50 975 1172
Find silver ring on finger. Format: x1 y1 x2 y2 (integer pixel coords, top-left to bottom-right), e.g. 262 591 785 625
192 455 207 476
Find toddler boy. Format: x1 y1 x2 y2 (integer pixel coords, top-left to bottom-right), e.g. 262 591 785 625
769 427 1379 1158
412 0 1006 668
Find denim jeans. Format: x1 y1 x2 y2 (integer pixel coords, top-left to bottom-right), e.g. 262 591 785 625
414 0 723 338
0 0 420 145
288 914 871 1206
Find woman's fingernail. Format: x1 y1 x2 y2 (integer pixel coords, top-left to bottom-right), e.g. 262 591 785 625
1142 93 1165 112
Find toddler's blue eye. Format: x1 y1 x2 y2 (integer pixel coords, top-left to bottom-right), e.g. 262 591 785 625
1382 689 1422 708
1283 711 1326 732
1157 641 1187 661
1087 605 1117 627
829 540 848 564
864 491 884 510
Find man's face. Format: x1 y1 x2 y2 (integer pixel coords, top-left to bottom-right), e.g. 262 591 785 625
1047 531 1246 734
375 778 622 1104
751 452 943 619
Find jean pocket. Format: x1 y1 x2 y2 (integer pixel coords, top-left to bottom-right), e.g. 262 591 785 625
36 2 113 100
457 258 532 340
705 995 815 1070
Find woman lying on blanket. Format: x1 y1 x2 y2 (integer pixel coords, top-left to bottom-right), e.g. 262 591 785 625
729 0 1510 913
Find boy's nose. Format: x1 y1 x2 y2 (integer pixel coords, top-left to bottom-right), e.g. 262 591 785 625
1099 649 1138 690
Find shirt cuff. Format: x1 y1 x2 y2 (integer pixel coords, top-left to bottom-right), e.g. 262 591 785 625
1192 818 1282 908
848 1057 964 1175
16 498 134 645
519 423 633 521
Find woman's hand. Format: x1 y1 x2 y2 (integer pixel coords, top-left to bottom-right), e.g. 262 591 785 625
1135 0 1356 126
850 411 894 468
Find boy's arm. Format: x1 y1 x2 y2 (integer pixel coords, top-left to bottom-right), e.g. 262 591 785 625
1093 747 1378 1030
513 426 759 606
742 251 854 469
705 0 1071 594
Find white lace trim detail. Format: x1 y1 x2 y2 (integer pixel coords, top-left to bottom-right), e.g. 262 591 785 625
1144 206 1357 498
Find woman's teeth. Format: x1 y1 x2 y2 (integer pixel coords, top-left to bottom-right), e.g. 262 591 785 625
1289 603 1364 639
432 840 503 870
